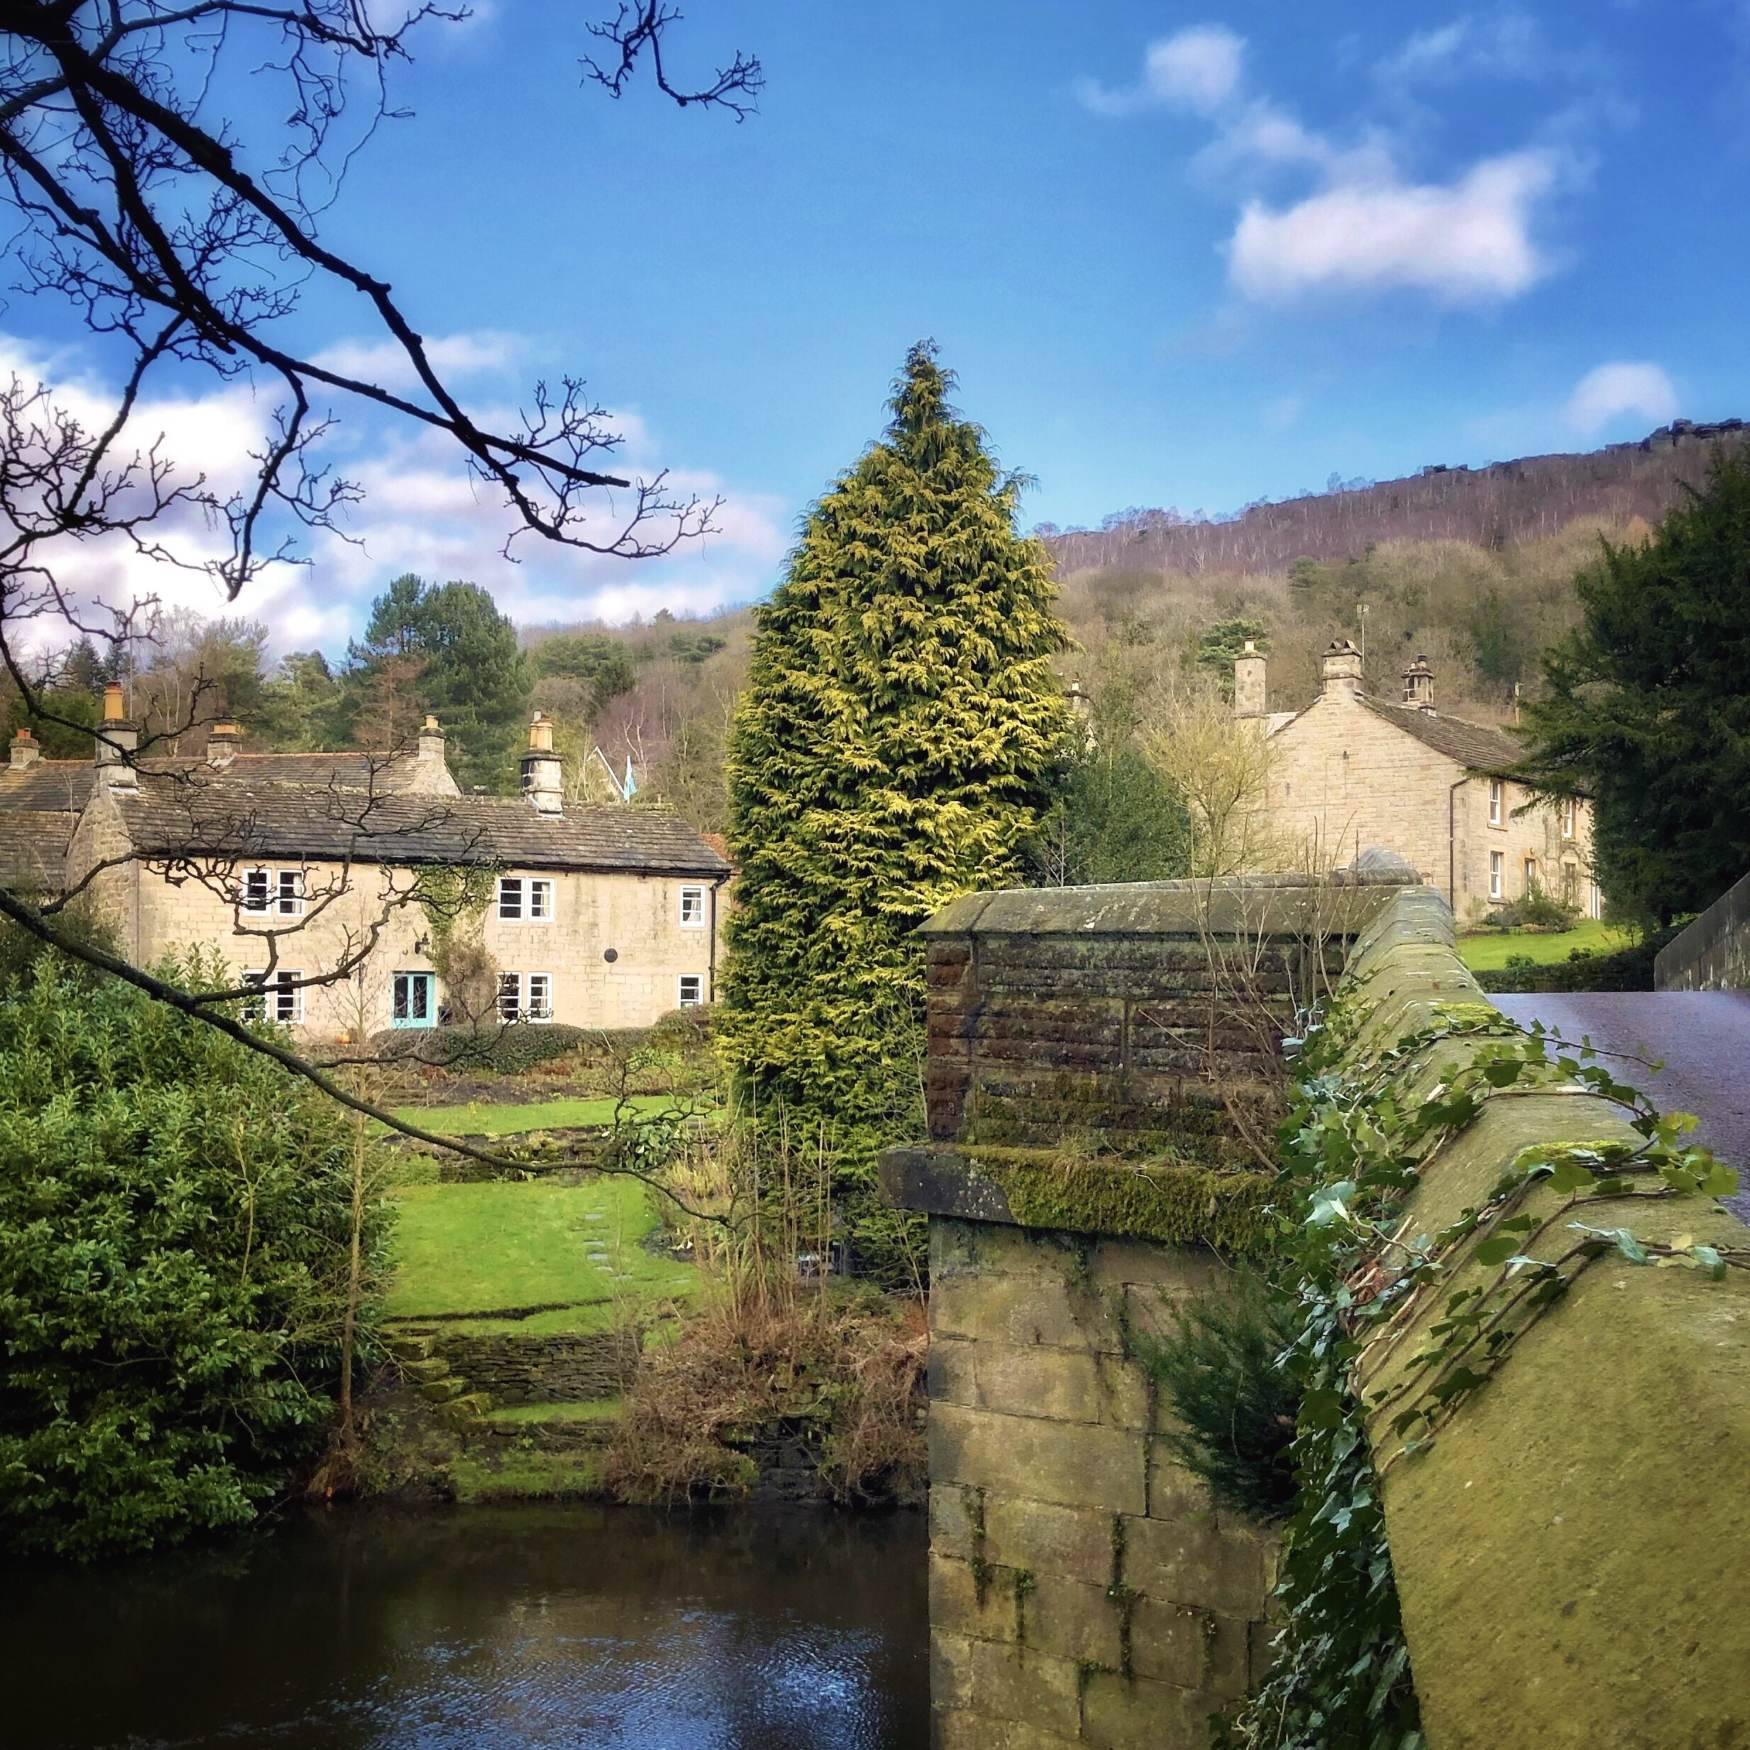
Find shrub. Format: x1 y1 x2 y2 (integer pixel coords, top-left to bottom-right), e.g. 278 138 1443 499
368 1021 590 1074
1136 1276 1301 1523
1484 883 1579 932
1471 926 1679 994
0 950 392 1557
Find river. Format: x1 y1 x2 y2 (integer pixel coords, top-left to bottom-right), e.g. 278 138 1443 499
1 1504 928 1750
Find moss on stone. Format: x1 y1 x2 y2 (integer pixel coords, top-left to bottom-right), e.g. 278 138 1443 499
959 1145 1278 1256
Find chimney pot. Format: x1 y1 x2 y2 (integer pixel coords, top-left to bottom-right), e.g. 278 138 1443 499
521 710 563 813
206 720 241 766
1320 638 1364 701
1402 654 1435 712
102 682 126 723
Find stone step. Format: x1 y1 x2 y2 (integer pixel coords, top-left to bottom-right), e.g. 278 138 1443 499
419 1376 469 1404
399 1356 450 1384
442 1391 494 1422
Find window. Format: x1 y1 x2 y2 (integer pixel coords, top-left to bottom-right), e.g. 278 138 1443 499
497 875 554 922
241 867 304 916
1488 779 1504 827
1561 798 1578 841
392 971 435 1029
497 972 554 1023
1523 857 1538 894
1489 851 1504 900
242 970 302 1024
679 884 706 928
678 974 704 1008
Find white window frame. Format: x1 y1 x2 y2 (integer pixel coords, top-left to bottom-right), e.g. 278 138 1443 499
241 866 305 917
497 971 555 1023
1488 779 1504 827
678 884 706 929
1489 851 1504 900
1523 857 1537 894
1561 798 1578 841
243 969 303 1024
497 874 554 923
677 973 704 1008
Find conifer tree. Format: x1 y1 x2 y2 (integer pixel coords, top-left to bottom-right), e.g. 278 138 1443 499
1514 446 1750 926
721 343 1071 1269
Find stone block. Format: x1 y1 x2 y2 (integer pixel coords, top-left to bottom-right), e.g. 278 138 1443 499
981 1494 1116 1588
932 1273 1122 1354
1248 1617 1283 1690
1079 1670 1211 1749
934 1710 1081 1750
930 1480 978 1561
929 1403 1146 1514
929 1555 1126 1670
1127 1600 1250 1700
963 1636 1083 1738
1124 1511 1269 1618
1144 1442 1219 1525
932 1338 1149 1428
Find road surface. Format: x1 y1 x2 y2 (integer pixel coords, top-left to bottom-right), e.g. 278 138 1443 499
1492 990 1750 1227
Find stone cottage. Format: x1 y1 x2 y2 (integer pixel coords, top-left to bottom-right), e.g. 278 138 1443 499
1235 639 1599 922
0 685 730 1041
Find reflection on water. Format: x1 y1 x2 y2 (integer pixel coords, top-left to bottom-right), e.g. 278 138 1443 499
2 1504 927 1749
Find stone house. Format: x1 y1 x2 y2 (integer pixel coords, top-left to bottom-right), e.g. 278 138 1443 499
1235 639 1599 922
0 685 730 1041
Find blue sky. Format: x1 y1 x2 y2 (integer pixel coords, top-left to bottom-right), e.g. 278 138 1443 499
12 2 1750 650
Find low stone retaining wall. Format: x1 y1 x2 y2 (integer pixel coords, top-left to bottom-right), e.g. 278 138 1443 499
1655 864 1750 990
424 1328 636 1405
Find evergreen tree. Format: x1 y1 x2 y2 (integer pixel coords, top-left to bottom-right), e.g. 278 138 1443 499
720 343 1071 1272
1514 447 1750 926
342 575 532 792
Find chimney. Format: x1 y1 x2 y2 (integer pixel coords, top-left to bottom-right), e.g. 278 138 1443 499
205 720 241 767
8 727 40 771
520 711 563 815
1234 641 1267 717
417 713 447 772
96 681 139 790
1064 680 1095 744
1320 638 1364 701
1402 654 1435 713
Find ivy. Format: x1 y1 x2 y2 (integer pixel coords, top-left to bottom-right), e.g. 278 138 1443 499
1222 989 1745 1749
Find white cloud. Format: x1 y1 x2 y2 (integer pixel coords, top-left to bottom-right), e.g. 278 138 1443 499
1564 361 1678 435
1375 14 1546 87
1076 25 1244 117
1261 394 1304 433
309 329 527 393
0 334 787 660
1228 150 1560 304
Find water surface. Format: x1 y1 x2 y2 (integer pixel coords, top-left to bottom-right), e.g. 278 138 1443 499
2 1504 927 1750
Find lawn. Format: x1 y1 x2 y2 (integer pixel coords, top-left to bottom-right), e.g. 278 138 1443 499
385 1176 697 1328
1456 919 1633 971
388 1094 670 1137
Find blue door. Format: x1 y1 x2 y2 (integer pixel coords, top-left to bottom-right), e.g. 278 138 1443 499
392 971 435 1028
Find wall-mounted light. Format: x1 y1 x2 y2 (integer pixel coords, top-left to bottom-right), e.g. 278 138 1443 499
414 933 431 957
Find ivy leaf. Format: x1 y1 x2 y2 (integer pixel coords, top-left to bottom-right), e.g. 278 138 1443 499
1548 1158 1598 1195
1687 1244 1727 1281
1474 1234 1521 1266
1699 1160 1740 1197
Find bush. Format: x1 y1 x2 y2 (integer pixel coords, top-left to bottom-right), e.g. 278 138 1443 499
1483 883 1579 932
0 950 392 1557
1136 1275 1301 1523
368 1021 591 1074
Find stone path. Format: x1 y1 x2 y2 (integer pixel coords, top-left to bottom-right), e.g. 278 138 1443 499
1492 990 1750 1226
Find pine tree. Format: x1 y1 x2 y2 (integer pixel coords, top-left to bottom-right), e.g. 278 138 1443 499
1514 446 1750 926
720 343 1072 1272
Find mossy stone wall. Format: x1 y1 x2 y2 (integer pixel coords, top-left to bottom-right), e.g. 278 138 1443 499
1340 888 1750 1750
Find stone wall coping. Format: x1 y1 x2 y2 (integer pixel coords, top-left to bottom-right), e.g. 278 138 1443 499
1654 862 1750 989
917 873 1417 941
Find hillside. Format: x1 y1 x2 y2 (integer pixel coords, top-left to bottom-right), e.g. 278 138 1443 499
511 419 1747 830
1041 418 1746 578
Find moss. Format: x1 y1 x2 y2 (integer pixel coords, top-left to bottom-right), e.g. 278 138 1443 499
960 1145 1278 1256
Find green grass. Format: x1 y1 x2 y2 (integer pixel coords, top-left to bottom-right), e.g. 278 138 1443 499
385 1177 697 1325
1456 919 1633 971
388 1094 669 1137
483 1398 621 1426
447 1447 606 1503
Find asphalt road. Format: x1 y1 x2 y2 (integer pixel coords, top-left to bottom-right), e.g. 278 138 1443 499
1492 990 1750 1227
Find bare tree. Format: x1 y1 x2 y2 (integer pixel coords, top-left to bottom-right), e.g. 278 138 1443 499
0 3 759 1189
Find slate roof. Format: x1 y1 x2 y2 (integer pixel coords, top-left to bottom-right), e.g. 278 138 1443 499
0 751 405 814
113 774 730 877
1360 699 1524 772
0 811 74 889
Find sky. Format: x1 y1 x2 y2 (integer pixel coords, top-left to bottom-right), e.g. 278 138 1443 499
9 1 1750 656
